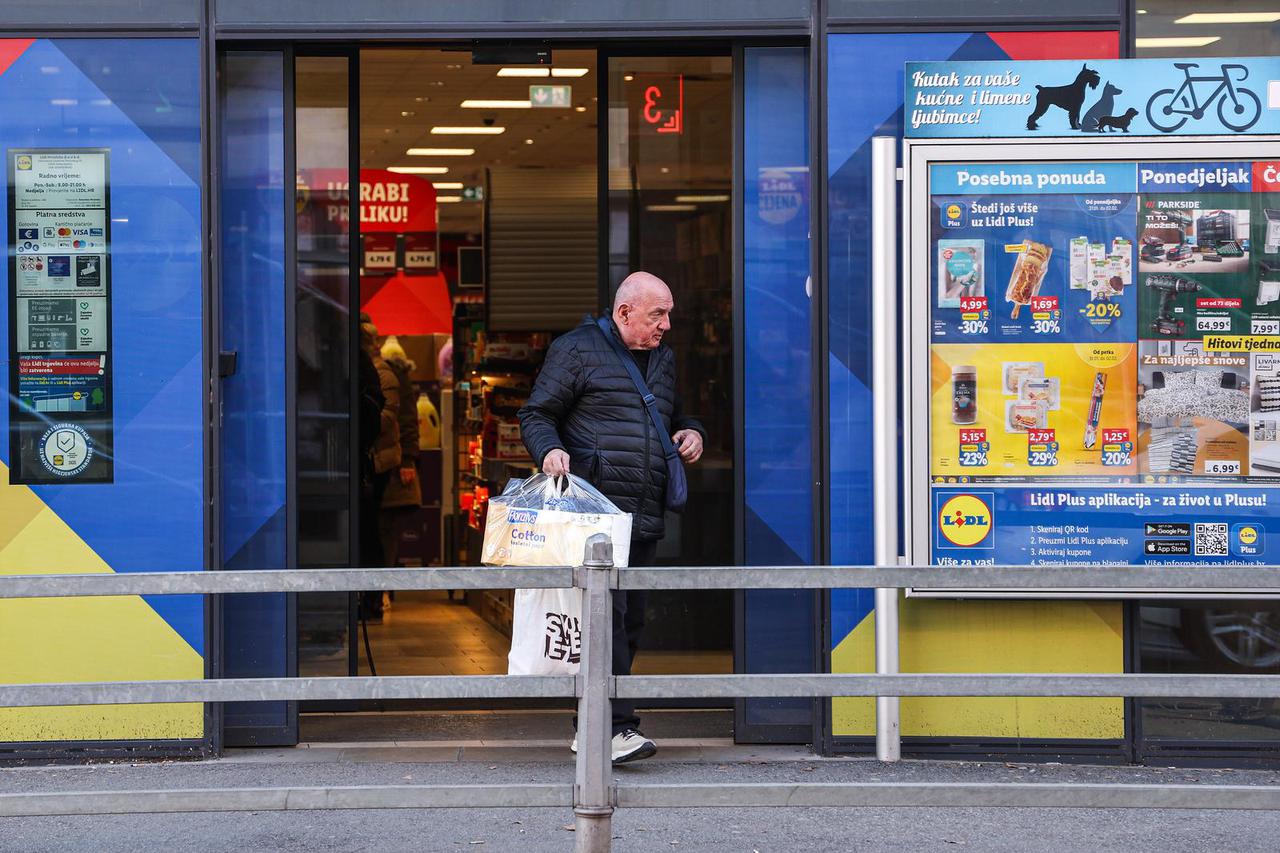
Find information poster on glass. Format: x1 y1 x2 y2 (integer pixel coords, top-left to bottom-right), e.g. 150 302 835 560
890 54 1280 584
7 148 113 483
903 57 1280 593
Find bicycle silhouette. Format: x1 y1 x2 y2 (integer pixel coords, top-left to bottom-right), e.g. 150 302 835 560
1145 62 1261 132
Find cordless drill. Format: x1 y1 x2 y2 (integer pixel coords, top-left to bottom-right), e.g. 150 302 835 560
1146 274 1200 336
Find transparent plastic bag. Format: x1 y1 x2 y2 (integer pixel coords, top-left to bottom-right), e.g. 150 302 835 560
497 473 622 515
483 473 632 567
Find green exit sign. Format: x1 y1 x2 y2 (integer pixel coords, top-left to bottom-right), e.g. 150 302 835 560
529 84 572 108
462 185 485 201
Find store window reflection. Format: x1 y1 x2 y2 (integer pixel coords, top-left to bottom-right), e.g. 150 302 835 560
608 55 733 662
1135 3 1280 57
1140 603 1280 744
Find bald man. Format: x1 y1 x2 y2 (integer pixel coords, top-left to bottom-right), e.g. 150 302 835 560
518 271 705 763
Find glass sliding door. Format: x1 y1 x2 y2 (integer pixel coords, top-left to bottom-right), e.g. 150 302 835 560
294 54 356 678
218 49 293 746
607 53 735 674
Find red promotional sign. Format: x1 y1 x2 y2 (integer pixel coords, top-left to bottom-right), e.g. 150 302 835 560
359 169 437 233
1254 161 1280 192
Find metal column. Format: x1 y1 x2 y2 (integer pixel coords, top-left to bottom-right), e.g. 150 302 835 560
871 135 902 762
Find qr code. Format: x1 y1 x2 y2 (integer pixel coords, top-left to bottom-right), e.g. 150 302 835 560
1194 523 1229 557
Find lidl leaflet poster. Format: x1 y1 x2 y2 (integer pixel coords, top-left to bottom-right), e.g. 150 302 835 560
7 148 113 483
929 159 1280 566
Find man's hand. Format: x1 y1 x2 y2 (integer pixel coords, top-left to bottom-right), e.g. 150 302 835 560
672 430 703 464
542 449 571 477
399 467 416 487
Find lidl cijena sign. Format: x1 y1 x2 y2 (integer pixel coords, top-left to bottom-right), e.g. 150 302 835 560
905 57 1280 138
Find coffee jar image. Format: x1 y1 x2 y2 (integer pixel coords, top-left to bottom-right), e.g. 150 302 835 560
952 365 977 425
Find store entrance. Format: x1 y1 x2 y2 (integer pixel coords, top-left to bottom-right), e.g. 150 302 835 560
288 46 734 734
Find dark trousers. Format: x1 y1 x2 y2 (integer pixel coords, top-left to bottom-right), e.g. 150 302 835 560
611 539 657 734
575 539 657 735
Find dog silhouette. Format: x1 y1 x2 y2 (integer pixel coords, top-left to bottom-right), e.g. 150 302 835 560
1026 64 1101 130
1081 82 1123 132
1097 108 1139 133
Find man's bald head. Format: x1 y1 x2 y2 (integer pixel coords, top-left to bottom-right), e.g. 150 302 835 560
613 271 674 350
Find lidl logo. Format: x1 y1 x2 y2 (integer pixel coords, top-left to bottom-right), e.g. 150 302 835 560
941 202 964 229
936 492 994 548
1232 523 1263 557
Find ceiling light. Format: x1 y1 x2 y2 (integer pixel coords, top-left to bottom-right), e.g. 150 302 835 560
461 99 532 109
414 96 430 102
624 74 635 82
575 106 587 112
1135 36 1222 47
646 204 696 212
446 64 462 70
406 147 475 156
437 195 463 203
1176 12 1280 24
552 68 589 78
675 194 730 203
400 110 415 117
431 126 506 135
432 181 464 189
1137 8 1146 12
498 67 550 77
524 138 534 145
50 98 78 106
387 166 449 174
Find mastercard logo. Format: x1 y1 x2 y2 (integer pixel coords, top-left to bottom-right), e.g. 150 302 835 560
57 227 72 237
937 493 993 548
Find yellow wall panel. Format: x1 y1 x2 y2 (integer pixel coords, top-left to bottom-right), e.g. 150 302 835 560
831 595 1124 740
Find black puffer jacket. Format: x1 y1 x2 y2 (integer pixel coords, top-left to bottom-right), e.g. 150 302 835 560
518 317 705 541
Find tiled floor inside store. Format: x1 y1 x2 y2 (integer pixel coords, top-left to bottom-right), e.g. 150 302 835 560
356 590 732 677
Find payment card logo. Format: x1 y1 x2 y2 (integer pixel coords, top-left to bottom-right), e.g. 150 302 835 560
936 492 994 548
941 202 964 229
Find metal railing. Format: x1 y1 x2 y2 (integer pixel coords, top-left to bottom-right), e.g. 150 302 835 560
5 536 1280 852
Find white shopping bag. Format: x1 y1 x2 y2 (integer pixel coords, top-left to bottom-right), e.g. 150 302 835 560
507 587 583 675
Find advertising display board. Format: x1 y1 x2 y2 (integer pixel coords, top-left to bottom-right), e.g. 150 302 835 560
904 56 1280 596
6 147 113 484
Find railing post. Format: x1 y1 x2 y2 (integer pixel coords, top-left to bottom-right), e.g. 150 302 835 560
574 533 615 853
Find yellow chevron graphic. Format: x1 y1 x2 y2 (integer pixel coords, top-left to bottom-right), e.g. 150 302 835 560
0 462 203 742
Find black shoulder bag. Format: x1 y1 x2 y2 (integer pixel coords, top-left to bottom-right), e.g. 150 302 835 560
595 317 688 512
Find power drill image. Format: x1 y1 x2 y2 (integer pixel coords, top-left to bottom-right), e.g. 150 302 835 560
1145 274 1200 336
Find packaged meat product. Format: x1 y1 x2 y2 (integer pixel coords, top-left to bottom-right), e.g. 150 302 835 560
1002 361 1044 395
1006 400 1048 433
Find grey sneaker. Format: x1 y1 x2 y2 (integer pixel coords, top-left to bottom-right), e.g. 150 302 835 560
569 729 657 764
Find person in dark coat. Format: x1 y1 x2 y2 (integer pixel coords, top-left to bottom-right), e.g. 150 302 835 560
360 315 400 621
518 271 705 763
